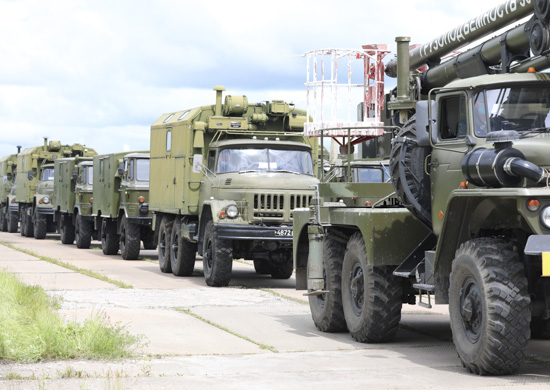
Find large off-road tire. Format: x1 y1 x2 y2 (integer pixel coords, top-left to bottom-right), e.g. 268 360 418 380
33 213 47 239
389 115 432 228
170 220 197 276
21 208 33 237
253 260 271 275
75 215 93 249
449 238 530 375
120 216 141 260
158 217 172 273
203 221 233 287
270 259 293 279
341 232 403 343
101 220 119 255
309 236 347 333
142 228 157 250
7 211 18 233
59 215 75 244
0 208 7 232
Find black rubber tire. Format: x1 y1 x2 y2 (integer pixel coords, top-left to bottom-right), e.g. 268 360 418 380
75 215 93 249
449 238 530 375
33 213 47 239
101 220 119 255
7 211 18 233
158 217 172 273
389 115 432 228
120 216 141 260
341 232 402 343
170 220 198 276
309 236 347 333
0 208 7 232
203 221 233 287
270 259 293 279
253 260 271 275
142 228 157 250
59 215 75 244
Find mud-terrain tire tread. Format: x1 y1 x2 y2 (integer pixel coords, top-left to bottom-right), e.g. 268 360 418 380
0 208 7 232
75 215 93 249
60 216 75 244
342 232 402 343
8 211 18 233
33 213 47 239
101 221 119 255
120 216 141 260
449 238 530 375
389 115 432 227
203 221 233 287
270 259 293 279
158 217 173 273
309 236 347 332
170 220 197 276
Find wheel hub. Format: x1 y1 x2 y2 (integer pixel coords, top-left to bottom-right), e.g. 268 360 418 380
349 262 364 315
459 277 483 342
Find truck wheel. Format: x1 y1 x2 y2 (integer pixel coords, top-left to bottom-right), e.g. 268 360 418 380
7 211 18 233
309 236 347 333
24 212 33 237
120 216 141 260
33 213 47 239
449 238 530 375
142 228 157 250
342 232 402 343
270 260 293 279
0 208 7 232
101 221 119 255
170 220 197 276
158 217 172 273
203 221 233 287
389 115 432 228
253 260 271 274
60 215 75 244
75 215 92 249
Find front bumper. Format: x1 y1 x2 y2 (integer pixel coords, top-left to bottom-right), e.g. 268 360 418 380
216 223 293 242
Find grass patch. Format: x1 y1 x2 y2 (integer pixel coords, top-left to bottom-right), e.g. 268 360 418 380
0 242 132 289
175 308 278 353
0 270 142 363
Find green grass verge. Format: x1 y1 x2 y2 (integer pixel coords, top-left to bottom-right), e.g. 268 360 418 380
0 270 143 362
0 242 133 289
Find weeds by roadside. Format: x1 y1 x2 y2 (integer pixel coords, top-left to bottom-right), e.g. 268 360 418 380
0 270 143 363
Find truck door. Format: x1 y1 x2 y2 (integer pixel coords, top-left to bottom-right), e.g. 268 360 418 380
430 93 469 236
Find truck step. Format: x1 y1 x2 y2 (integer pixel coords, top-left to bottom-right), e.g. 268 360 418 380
393 233 437 277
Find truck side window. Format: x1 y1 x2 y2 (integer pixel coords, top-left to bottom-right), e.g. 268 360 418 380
439 95 467 140
129 159 134 181
208 150 216 171
166 130 172 152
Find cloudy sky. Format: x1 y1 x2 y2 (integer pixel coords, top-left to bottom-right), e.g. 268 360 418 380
0 0 515 157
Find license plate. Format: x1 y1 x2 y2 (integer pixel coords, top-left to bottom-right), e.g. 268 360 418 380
275 229 293 237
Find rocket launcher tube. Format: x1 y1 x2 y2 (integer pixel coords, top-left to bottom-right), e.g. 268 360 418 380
386 0 535 77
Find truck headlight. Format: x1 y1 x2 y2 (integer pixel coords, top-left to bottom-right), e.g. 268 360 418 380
541 206 550 229
226 204 239 218
40 196 50 204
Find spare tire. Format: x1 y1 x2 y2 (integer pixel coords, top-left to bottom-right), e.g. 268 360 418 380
390 115 432 228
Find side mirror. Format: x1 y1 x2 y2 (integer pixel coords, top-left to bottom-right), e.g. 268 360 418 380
416 100 435 147
27 170 33 180
117 163 124 176
72 169 78 180
192 154 203 173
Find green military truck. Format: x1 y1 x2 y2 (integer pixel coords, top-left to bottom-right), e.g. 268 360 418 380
15 139 97 239
53 157 94 246
150 86 319 287
0 153 18 232
296 0 550 375
92 151 155 259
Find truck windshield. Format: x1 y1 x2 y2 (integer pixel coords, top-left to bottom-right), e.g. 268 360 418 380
41 168 54 181
82 166 93 185
135 159 150 182
352 166 389 183
474 86 550 136
216 148 313 175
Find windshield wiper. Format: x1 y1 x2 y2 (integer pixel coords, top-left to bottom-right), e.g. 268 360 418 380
519 127 550 138
273 170 301 175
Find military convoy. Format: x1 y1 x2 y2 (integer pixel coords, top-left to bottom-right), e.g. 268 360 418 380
149 86 319 286
0 152 18 232
295 0 550 376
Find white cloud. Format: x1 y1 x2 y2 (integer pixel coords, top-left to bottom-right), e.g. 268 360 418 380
0 0 523 157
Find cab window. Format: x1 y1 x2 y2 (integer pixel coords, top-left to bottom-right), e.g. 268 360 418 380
439 95 467 140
